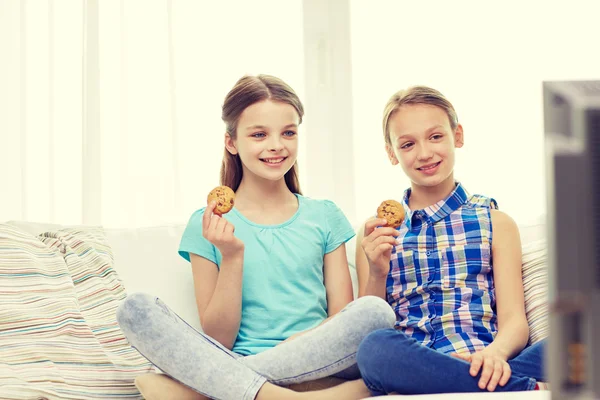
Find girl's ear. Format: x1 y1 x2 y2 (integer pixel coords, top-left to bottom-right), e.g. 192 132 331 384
454 124 464 148
385 144 399 165
225 133 238 155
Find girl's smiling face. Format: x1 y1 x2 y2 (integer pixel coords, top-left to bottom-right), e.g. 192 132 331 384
226 99 300 183
386 104 464 189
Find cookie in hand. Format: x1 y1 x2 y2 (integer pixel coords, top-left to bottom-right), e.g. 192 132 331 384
207 186 235 216
376 200 405 228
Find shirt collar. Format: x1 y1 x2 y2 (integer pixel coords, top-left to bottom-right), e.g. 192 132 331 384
402 182 470 229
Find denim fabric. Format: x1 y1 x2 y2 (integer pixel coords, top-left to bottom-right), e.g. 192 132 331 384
357 329 545 395
117 293 395 400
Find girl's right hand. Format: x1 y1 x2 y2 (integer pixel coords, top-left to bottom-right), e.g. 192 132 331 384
202 201 245 259
361 218 397 278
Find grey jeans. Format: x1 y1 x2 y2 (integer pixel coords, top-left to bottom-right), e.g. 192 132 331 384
116 293 395 400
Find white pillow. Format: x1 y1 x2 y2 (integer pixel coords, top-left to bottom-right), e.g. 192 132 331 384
105 225 202 331
0 224 152 398
521 239 548 344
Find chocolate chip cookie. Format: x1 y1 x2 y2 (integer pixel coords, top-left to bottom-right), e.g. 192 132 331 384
376 199 405 228
207 186 235 216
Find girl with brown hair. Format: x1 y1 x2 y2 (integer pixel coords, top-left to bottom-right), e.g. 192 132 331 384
117 74 394 400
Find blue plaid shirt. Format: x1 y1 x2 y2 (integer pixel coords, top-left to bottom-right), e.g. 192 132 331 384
388 182 498 354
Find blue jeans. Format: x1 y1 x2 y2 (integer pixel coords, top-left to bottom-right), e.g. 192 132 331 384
357 329 546 395
116 293 396 400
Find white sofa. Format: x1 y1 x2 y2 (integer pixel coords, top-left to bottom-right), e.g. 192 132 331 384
0 217 549 399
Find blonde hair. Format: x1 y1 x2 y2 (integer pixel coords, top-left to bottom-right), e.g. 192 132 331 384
382 86 458 145
220 75 304 194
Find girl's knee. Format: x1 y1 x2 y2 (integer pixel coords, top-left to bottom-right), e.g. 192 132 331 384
353 296 396 328
357 329 412 364
116 292 156 330
357 329 394 365
356 329 395 385
357 329 412 391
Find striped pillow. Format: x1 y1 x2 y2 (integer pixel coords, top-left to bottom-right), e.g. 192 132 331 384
0 224 152 399
521 239 548 344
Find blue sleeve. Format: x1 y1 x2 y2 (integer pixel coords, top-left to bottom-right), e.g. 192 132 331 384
323 200 356 254
178 208 218 265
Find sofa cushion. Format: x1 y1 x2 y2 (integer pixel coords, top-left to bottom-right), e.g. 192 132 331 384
5 219 91 236
521 239 548 344
0 224 152 399
104 225 201 331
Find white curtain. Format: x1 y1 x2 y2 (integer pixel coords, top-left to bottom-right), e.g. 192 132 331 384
1 0 84 225
0 0 305 228
4 0 599 229
350 0 600 225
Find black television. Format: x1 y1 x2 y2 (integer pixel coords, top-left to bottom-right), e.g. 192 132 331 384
544 80 600 399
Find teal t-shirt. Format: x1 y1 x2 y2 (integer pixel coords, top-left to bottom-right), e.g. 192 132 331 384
178 194 355 356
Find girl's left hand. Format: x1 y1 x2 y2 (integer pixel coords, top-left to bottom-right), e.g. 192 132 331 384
451 349 512 391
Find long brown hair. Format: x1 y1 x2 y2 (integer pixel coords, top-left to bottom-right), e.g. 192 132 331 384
220 74 304 194
382 86 459 145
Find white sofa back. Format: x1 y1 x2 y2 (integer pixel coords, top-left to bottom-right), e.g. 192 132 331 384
6 214 547 335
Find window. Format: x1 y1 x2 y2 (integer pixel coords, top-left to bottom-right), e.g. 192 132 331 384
350 0 600 224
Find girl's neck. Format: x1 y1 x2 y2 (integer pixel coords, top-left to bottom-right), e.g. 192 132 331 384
234 176 296 210
408 174 457 211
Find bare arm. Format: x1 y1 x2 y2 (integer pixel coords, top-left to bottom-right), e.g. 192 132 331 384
453 209 530 391
356 219 385 299
190 201 245 350
190 253 243 350
323 244 354 316
485 209 529 360
357 217 396 299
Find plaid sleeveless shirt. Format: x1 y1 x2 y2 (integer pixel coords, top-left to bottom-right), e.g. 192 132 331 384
388 182 498 354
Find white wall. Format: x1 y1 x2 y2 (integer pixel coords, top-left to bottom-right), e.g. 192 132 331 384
95 0 306 227
0 0 84 224
350 0 600 225
0 0 305 227
2 0 599 228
